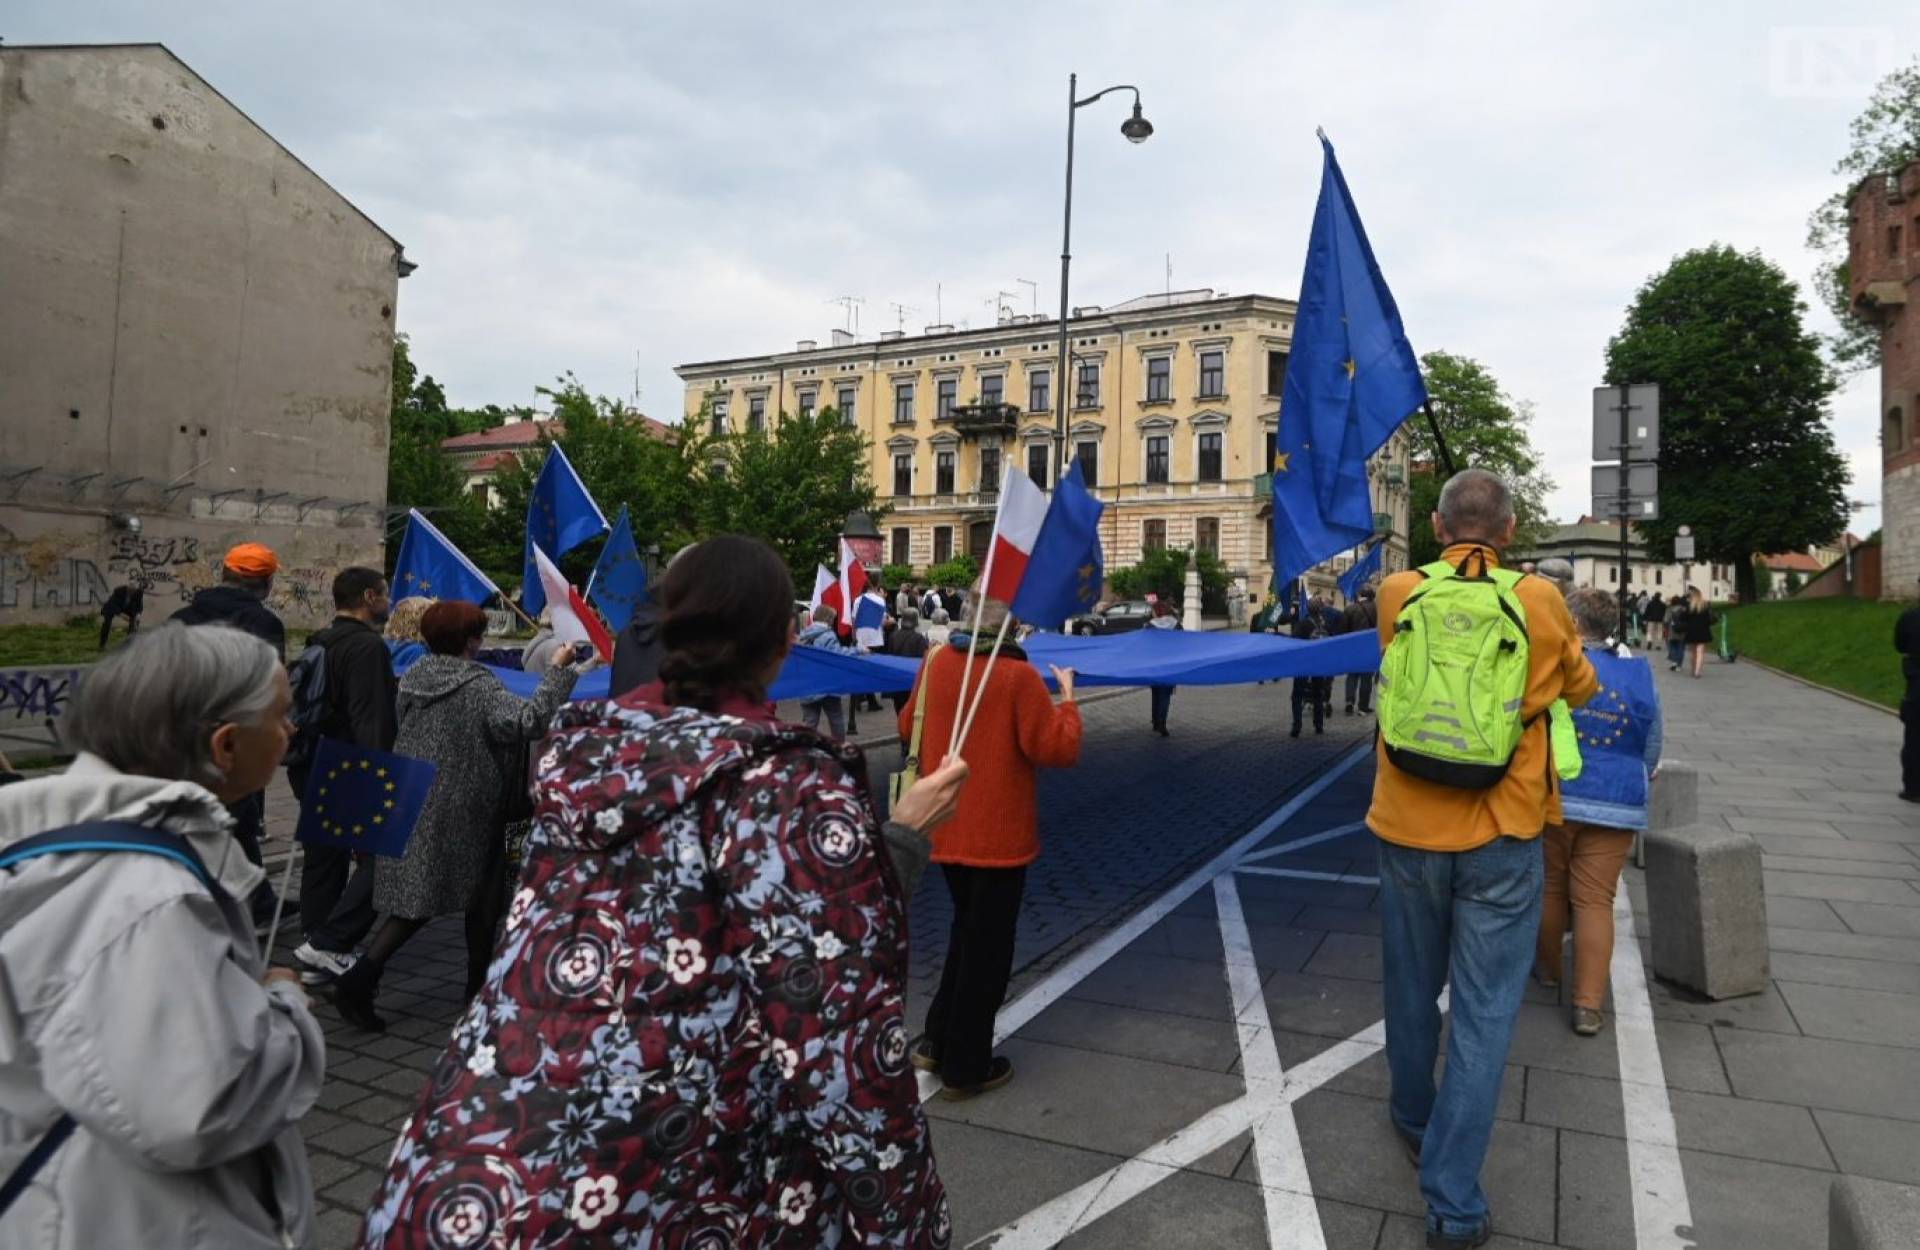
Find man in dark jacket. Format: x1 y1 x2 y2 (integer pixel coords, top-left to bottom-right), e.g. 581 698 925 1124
609 601 666 699
171 542 287 659
1280 592 1339 737
289 566 395 984
170 542 286 929
97 579 145 649
886 608 930 714
1897 581 1920 801
1342 587 1379 714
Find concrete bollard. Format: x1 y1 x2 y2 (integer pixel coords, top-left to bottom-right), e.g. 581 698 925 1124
1830 1176 1920 1250
1637 759 1700 868
1644 822 1769 999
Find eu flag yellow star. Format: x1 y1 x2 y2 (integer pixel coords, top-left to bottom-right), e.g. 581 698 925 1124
1272 450 1292 474
1344 359 1357 380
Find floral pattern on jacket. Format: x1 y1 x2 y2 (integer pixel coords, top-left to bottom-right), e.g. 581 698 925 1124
358 697 949 1250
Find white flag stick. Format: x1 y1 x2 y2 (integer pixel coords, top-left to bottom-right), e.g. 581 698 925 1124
950 470 1011 743
953 612 1015 758
260 841 301 965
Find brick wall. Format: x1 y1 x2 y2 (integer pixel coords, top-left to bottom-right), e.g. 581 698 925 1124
1850 162 1920 599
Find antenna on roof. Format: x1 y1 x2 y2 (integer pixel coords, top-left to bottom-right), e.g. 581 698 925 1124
828 295 864 335
988 290 1017 324
1016 278 1038 315
888 301 918 332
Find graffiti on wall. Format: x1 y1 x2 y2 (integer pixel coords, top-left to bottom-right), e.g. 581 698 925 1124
2 540 337 625
0 667 82 748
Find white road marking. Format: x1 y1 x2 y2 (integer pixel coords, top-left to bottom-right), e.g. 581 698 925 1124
1237 820 1368 863
1610 881 1697 1249
1216 874 1327 1250
1235 865 1380 886
920 742 1373 1104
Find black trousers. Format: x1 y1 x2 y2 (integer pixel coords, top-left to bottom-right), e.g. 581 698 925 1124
924 863 1027 1086
1904 691 1920 796
289 770 377 953
1291 677 1328 730
1150 685 1174 729
1345 671 1374 712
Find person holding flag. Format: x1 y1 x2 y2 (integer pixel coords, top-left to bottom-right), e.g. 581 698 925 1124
329 602 587 1032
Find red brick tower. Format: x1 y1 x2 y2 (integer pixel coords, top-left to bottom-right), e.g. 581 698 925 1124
1850 161 1920 598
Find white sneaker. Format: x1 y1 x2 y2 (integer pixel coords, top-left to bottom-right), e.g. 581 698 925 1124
292 942 358 985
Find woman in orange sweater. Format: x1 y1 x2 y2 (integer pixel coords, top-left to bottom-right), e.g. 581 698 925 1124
899 598 1082 1098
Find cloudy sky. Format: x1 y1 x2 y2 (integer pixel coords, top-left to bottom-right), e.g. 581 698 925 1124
12 1 1915 524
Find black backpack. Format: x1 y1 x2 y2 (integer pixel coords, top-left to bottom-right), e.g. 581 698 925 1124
283 640 331 770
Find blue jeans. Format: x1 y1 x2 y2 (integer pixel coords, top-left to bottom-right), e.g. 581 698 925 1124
1378 834 1543 1241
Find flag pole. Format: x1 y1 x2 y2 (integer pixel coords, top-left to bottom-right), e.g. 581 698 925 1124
950 474 1011 742
260 842 301 966
1421 399 1456 478
952 612 1014 758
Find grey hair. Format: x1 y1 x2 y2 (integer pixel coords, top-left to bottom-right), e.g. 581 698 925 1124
63 623 282 788
812 604 839 626
1536 557 1576 593
974 597 1012 633
899 608 921 628
1564 587 1620 642
1437 469 1515 545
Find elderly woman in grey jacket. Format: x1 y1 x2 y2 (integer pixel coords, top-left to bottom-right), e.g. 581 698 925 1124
331 600 582 1031
0 624 324 1249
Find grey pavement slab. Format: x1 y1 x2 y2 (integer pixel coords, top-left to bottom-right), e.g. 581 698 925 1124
922 1119 1123 1248
1763 852 1920 877
1523 1067 1833 1170
1770 948 1920 993
1765 869 1920 904
1012 994 1242 1074
1775 979 1920 1048
1716 1028 1920 1120
1833 899 1920 937
1815 1109 1920 1186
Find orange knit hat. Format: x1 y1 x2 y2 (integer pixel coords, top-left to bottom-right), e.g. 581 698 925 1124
223 542 279 578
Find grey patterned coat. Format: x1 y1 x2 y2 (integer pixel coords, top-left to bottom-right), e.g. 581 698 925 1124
378 655 579 918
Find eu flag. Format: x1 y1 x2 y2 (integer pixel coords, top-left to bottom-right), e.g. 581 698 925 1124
586 505 648 634
1338 540 1385 601
1272 134 1427 591
522 445 608 616
1011 457 1106 630
295 739 436 858
391 509 501 605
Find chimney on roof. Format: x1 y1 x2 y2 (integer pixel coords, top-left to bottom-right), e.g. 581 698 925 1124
879 330 904 342
831 329 856 347
1072 305 1102 318
502 413 523 426
925 323 953 335
796 339 817 352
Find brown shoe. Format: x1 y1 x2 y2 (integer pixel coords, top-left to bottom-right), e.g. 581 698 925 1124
908 1034 941 1074
1572 1007 1605 1036
939 1056 1014 1101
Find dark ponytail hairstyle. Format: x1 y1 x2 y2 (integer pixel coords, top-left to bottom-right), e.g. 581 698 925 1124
657 535 795 711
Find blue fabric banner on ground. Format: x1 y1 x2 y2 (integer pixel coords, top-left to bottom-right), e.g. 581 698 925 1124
414 627 1382 706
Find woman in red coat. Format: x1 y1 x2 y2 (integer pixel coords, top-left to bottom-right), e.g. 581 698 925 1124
360 536 968 1249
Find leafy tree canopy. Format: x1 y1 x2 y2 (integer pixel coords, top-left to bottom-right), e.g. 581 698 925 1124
1604 244 1848 604
1805 57 1920 372
1405 351 1555 564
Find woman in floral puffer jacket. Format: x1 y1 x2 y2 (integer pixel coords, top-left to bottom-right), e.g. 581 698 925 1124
359 536 968 1249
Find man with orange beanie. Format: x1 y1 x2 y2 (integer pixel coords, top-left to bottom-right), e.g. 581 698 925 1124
899 596 1081 1099
172 541 289 932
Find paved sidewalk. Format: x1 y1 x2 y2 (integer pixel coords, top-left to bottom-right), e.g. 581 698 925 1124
927 653 1920 1248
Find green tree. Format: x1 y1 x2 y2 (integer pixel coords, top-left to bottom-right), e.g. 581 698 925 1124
1754 559 1775 600
1604 245 1849 605
1106 547 1229 613
1785 568 1804 595
925 555 980 592
1405 351 1554 565
384 336 490 576
1805 58 1920 373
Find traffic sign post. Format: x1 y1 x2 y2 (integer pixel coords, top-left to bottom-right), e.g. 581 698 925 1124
1593 383 1660 598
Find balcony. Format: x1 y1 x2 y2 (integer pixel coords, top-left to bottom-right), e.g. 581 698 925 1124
951 402 1020 437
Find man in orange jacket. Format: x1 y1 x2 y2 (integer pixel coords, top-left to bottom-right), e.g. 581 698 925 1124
1370 470 1597 1250
900 597 1082 1100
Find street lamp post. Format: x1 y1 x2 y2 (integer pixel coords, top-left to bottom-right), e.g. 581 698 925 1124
1053 73 1151 487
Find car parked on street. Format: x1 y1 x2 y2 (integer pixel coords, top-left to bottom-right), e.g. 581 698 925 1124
1066 600 1154 636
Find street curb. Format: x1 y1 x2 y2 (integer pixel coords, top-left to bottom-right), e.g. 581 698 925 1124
1738 657 1897 718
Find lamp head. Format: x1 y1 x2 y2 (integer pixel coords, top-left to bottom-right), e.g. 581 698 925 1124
1120 102 1153 144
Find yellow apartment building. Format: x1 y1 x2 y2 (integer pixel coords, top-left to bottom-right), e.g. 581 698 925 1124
674 289 1412 602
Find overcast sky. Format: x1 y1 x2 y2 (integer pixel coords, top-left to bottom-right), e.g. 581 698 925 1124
12 1 1915 526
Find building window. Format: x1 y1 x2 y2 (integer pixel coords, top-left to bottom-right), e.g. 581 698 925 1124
836 385 857 424
893 454 912 497
710 399 729 437
797 390 817 419
1196 516 1220 557
936 450 955 494
1266 350 1290 396
936 378 958 420
1030 369 1051 413
894 382 915 425
1198 351 1225 399
980 447 1001 493
1076 362 1101 408
748 395 767 432
1264 514 1274 560
1655 567 1663 585
1198 432 1223 482
1146 356 1172 402
1607 565 1617 584
1075 441 1099 487
1028 442 1049 484
1890 405 1908 453
980 374 1004 407
933 526 953 564
1143 519 1167 552
470 483 490 501
1146 435 1170 484
1892 224 1905 258
891 527 911 568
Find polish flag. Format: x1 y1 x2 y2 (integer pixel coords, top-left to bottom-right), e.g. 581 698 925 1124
809 564 834 610
982 467 1049 604
820 538 869 638
532 544 615 661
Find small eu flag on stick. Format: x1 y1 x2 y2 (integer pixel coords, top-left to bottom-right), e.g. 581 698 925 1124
295 740 436 859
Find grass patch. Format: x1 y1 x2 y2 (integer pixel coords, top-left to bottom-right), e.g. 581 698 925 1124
1721 598 1904 709
0 623 312 667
